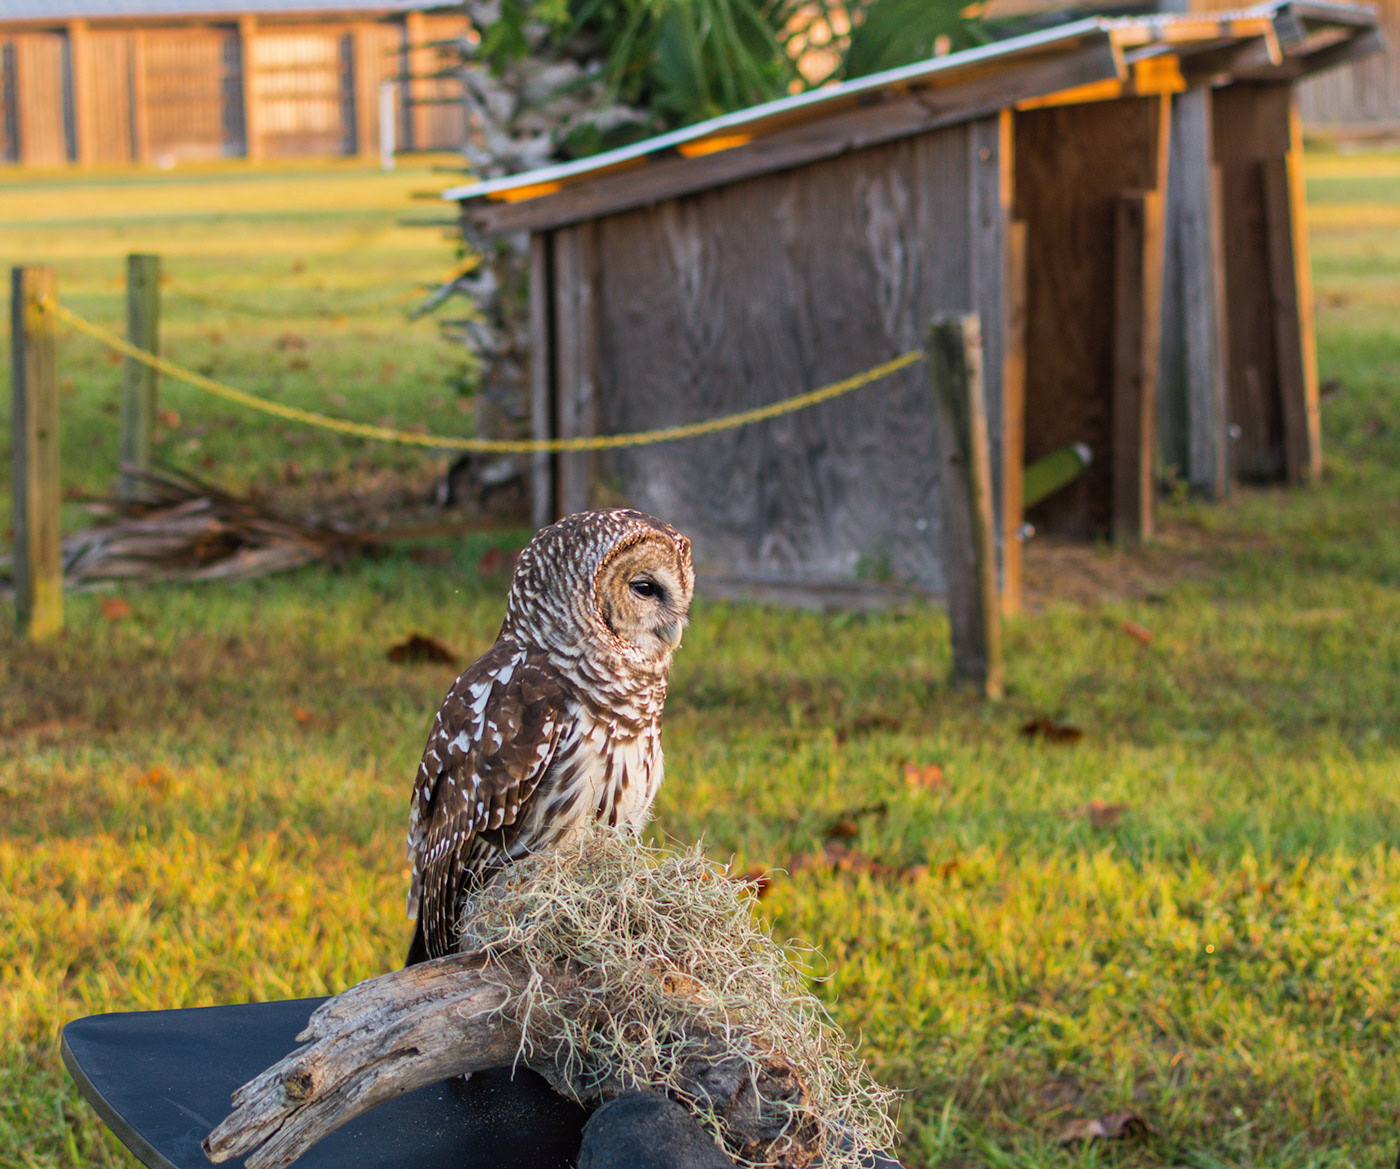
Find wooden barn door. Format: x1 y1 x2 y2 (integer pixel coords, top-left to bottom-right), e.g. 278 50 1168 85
142 25 242 161
252 29 356 158
5 31 72 166
86 31 137 164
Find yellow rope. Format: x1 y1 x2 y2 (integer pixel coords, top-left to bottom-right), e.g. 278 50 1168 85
41 297 924 455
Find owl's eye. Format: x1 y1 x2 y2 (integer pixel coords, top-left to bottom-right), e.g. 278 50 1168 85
630 578 664 601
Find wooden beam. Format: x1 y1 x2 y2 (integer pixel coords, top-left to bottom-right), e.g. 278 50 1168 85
130 29 151 164
403 10 429 152
120 253 160 501
466 39 1122 236
67 20 96 165
1260 94 1320 484
238 15 260 161
928 314 1003 699
1112 189 1164 542
351 23 376 158
1001 218 1027 614
553 224 598 517
529 232 556 530
11 267 63 641
1161 85 1230 497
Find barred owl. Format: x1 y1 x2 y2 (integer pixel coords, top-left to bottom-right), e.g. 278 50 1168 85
405 509 695 965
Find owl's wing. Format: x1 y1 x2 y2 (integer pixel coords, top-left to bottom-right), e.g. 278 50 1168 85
406 640 568 961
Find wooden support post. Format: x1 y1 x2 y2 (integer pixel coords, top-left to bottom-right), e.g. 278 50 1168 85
352 23 377 159
1162 85 1229 498
238 16 261 161
120 253 160 500
130 30 151 165
1260 95 1321 484
553 225 597 518
1000 218 1028 615
68 20 96 165
928 314 1003 700
529 232 556 530
403 10 430 152
11 267 63 641
1112 189 1164 542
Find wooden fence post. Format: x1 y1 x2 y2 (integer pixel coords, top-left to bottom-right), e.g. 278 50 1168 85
928 313 1003 700
11 266 63 640
120 253 161 500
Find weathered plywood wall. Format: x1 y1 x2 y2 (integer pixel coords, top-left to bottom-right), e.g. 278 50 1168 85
1013 96 1169 538
545 115 1011 593
1211 80 1319 483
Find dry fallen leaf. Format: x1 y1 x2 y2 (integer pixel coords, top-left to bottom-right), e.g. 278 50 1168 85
99 596 134 621
157 408 181 429
733 868 774 899
387 633 458 665
1121 620 1154 646
275 331 307 351
1070 798 1130 829
138 767 169 795
824 819 859 840
1057 1111 1155 1145
904 762 946 791
291 707 315 725
1021 717 1084 744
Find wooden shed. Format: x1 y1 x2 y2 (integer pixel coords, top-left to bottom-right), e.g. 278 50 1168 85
0 0 468 166
448 1 1377 607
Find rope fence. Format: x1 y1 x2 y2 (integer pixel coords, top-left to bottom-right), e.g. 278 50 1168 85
39 296 925 456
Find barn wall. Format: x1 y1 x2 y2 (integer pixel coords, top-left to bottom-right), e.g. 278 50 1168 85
559 116 1009 593
0 9 467 166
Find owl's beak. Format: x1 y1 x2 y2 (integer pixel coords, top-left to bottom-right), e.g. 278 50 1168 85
656 619 685 649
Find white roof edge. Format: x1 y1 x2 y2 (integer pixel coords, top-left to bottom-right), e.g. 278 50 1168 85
442 0 1378 204
443 15 1111 202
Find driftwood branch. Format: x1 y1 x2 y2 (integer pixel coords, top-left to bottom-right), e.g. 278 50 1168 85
203 952 820 1169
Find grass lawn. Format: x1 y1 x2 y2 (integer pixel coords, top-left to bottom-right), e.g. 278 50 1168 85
2 150 1399 1169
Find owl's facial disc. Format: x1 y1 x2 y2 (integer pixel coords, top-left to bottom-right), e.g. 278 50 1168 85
596 538 693 661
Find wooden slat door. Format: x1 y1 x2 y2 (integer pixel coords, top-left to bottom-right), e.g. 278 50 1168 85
143 25 241 161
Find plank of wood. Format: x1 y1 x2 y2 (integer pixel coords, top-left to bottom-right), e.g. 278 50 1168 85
969 112 1011 602
928 314 1003 699
589 123 978 592
1160 85 1230 497
1013 95 1164 538
467 40 1121 236
1260 131 1321 483
351 23 376 159
131 29 151 164
238 16 259 161
10 267 63 641
120 253 161 502
1212 82 1293 482
67 20 96 165
529 232 555 530
404 11 431 152
1112 190 1164 542
553 224 598 517
1000 218 1027 614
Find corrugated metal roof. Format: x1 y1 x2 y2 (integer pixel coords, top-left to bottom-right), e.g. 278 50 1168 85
0 0 449 19
446 0 1379 216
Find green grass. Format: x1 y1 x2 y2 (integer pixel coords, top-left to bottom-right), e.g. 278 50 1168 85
3 153 1399 1169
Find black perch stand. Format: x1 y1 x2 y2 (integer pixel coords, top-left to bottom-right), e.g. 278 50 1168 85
60 998 589 1169
62 999 904 1169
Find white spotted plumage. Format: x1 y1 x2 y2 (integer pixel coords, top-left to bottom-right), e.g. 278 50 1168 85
405 509 694 964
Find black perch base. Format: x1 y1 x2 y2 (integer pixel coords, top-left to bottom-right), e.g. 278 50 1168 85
61 998 903 1169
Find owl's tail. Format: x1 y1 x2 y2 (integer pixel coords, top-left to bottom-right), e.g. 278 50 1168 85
404 917 430 967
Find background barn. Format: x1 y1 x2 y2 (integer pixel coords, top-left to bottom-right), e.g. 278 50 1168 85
0 0 468 166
